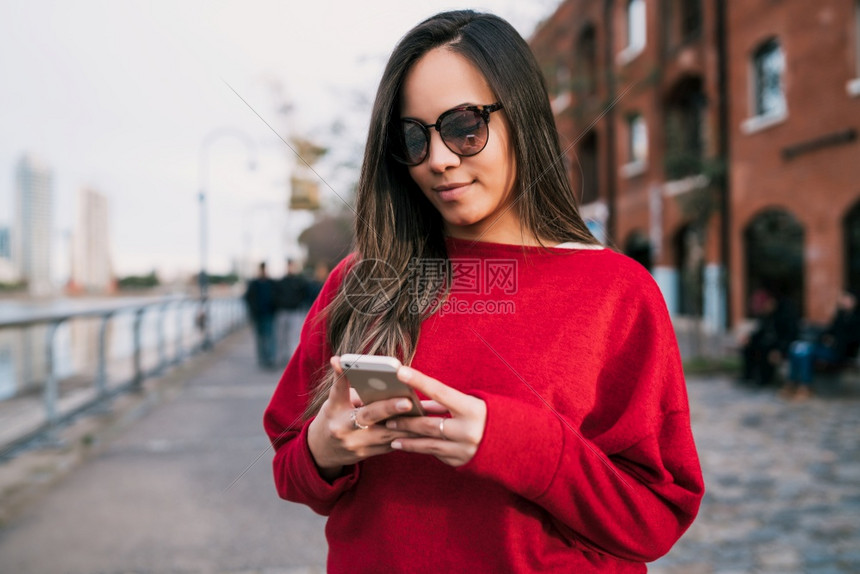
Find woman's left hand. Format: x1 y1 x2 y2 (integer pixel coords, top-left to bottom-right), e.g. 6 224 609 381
385 365 486 467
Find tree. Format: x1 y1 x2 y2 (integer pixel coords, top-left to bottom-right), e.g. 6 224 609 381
298 214 353 270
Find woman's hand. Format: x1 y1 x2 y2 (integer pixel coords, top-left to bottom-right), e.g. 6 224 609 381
306 357 416 481
386 366 487 467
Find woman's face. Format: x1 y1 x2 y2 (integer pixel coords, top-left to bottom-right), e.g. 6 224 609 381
400 47 520 243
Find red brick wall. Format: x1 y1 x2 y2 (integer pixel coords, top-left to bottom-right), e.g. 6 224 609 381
728 0 860 324
530 0 860 328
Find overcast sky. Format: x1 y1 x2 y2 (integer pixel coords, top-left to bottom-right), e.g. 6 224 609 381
0 0 562 281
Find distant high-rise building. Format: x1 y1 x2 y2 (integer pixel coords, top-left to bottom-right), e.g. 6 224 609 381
13 155 54 296
0 226 10 259
72 187 112 293
0 226 17 284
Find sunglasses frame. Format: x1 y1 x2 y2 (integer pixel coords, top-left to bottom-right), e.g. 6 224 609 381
392 102 504 166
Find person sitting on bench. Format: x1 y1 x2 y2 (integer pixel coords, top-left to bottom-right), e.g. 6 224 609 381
782 290 860 399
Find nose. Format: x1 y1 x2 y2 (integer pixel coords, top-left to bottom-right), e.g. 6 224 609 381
425 130 460 173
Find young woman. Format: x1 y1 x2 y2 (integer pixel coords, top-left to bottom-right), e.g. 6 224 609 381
264 10 703 572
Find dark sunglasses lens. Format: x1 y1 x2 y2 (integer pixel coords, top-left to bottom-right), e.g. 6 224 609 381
440 110 488 156
396 121 428 165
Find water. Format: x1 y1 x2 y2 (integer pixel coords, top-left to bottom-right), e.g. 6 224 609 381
0 297 225 400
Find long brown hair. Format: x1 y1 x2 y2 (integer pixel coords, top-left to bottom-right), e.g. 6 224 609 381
303 10 597 417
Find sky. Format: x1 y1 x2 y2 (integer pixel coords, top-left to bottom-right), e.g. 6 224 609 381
0 0 563 283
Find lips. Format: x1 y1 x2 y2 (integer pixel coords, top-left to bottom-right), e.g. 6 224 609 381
432 181 473 201
433 182 472 192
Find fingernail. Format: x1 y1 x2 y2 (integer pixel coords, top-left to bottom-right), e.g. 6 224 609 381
396 399 412 411
390 440 402 450
386 420 397 429
398 366 413 381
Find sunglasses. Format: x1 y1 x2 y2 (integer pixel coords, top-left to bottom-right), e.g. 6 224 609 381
391 103 504 166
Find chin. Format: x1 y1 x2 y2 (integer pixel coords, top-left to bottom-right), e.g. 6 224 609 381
442 215 483 231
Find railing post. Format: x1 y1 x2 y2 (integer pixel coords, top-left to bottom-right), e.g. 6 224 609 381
210 300 218 343
132 307 145 390
43 320 63 443
96 312 112 399
200 297 212 351
175 300 185 365
156 302 168 375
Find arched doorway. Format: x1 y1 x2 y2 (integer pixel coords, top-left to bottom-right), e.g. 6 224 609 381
674 224 704 316
624 230 652 271
743 209 804 317
845 200 860 295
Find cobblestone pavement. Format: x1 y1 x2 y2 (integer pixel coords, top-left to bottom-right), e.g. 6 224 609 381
651 375 860 574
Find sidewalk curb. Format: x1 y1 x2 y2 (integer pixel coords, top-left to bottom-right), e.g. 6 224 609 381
0 328 249 528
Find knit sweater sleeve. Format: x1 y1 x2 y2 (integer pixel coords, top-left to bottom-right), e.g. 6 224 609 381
263 256 359 515
457 267 704 562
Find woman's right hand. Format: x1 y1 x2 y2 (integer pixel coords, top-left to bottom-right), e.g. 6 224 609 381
306 356 417 481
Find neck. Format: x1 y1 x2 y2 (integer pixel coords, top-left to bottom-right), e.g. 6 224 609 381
444 225 545 246
443 208 545 246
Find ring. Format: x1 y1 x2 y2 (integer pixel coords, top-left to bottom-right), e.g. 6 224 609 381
439 417 448 440
351 409 369 430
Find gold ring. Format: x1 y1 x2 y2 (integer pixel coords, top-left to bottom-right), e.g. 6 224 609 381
351 409 369 430
439 418 448 440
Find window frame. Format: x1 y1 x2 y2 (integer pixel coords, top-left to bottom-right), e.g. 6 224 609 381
752 39 786 118
618 0 647 65
849 0 860 96
622 112 648 178
626 0 647 51
577 24 598 96
742 38 788 134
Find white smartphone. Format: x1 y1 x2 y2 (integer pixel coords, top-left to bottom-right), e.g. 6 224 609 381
339 354 425 416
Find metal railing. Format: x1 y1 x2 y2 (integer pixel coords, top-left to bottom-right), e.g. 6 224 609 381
0 296 246 459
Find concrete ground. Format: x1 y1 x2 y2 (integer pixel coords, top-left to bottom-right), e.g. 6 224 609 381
0 330 327 574
0 329 858 573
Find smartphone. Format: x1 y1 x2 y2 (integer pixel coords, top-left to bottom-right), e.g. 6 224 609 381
339 354 425 416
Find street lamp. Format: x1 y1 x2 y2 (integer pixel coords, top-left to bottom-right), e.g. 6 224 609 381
198 128 256 349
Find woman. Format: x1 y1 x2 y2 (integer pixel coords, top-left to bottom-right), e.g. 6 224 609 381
264 10 703 572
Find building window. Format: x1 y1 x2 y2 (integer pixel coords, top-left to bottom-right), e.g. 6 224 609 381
856 0 860 75
576 25 598 95
578 131 600 205
553 60 571 97
679 0 702 43
664 77 706 180
621 113 648 178
850 0 860 95
663 0 702 52
627 0 647 51
753 39 786 117
629 113 648 163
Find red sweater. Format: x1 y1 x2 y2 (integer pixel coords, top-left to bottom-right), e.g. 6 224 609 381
264 238 704 572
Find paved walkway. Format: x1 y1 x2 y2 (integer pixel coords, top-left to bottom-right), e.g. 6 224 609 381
0 329 858 573
0 330 327 574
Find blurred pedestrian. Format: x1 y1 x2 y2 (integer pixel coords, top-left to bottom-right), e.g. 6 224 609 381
264 10 703 573
740 290 799 386
303 261 329 307
782 290 860 399
275 259 308 364
244 262 277 369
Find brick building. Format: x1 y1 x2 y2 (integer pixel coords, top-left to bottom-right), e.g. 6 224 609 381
530 0 860 331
